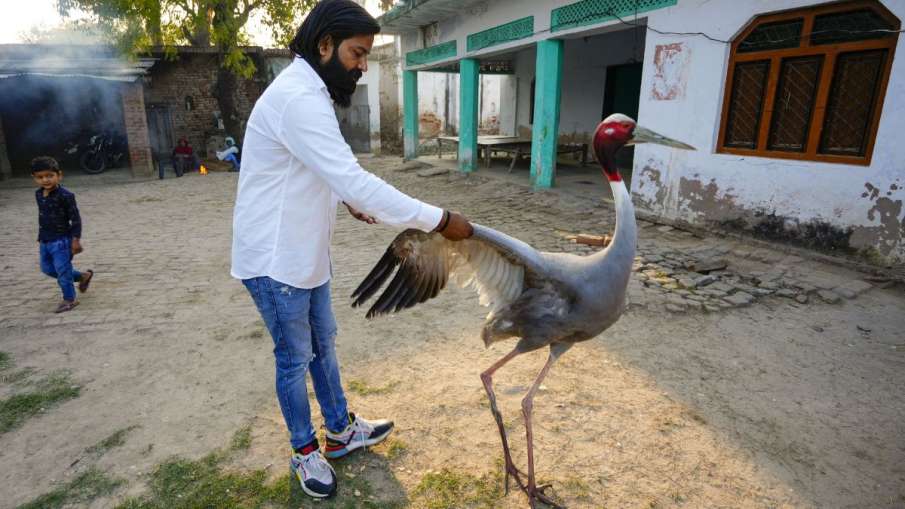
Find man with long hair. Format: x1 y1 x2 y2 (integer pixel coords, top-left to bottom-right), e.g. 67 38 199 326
231 0 472 499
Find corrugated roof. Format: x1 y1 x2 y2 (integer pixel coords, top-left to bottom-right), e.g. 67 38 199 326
378 0 487 33
0 44 155 82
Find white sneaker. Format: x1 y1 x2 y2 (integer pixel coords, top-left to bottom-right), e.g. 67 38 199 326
324 413 394 459
290 444 336 498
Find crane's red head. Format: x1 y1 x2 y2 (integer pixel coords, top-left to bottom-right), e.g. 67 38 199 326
593 114 635 182
593 113 695 182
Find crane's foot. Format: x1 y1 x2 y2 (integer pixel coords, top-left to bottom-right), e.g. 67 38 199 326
503 456 527 494
526 483 565 509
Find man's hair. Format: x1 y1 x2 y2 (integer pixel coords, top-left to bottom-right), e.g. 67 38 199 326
31 156 60 174
289 0 380 67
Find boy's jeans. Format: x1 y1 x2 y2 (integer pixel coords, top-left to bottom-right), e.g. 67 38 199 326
242 277 349 449
39 238 82 302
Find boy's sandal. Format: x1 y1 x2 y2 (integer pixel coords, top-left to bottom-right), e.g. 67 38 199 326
55 301 79 313
78 270 94 293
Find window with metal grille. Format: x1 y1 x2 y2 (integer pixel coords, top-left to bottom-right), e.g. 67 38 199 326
717 0 899 165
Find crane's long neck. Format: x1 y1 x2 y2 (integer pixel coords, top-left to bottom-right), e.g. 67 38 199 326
590 178 637 275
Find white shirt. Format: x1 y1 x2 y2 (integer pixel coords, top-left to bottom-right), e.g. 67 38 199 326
231 58 443 289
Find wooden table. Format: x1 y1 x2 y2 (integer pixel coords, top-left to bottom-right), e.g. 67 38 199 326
437 136 588 172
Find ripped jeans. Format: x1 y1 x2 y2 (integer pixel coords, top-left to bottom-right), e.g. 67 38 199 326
242 277 349 448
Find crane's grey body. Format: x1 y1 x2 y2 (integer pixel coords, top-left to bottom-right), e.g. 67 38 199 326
350 180 637 509
474 181 636 354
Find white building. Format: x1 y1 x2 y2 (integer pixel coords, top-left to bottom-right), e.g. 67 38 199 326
378 0 905 264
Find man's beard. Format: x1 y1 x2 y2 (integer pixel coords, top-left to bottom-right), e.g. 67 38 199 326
319 51 362 108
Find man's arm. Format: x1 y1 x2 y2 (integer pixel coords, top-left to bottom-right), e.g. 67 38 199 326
278 89 446 233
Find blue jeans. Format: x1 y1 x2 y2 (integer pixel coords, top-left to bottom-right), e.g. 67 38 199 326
242 277 349 449
224 154 240 171
39 238 82 302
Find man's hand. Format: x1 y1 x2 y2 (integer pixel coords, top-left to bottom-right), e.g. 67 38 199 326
436 210 473 241
71 238 83 255
344 202 377 224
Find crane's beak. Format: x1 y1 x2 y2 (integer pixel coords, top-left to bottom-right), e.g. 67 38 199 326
628 125 696 150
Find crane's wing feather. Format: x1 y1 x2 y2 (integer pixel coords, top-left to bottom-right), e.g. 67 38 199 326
352 223 545 319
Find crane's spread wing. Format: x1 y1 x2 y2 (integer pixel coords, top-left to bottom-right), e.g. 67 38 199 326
351 224 545 319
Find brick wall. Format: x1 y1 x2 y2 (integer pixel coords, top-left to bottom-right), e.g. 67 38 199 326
144 53 266 158
121 82 154 177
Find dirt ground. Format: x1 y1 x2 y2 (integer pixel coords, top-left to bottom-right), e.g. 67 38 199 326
0 157 903 508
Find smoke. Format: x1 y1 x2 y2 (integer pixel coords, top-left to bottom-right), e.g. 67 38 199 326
18 20 109 46
0 45 129 170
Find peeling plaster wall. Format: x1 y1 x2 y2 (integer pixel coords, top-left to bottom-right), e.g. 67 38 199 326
633 0 905 263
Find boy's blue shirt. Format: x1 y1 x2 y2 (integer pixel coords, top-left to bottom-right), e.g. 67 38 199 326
35 185 82 242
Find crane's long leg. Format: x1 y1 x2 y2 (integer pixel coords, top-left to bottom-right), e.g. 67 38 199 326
521 349 565 509
480 347 527 493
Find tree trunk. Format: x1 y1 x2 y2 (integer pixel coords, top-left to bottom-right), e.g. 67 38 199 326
215 63 243 143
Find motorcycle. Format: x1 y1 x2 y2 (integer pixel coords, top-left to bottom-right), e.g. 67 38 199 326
79 132 127 174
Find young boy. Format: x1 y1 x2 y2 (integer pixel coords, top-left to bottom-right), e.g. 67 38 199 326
32 156 93 313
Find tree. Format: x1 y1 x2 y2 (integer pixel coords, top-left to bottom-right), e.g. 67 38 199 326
57 0 318 141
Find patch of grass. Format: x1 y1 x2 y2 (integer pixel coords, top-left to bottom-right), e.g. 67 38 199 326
16 467 123 509
0 368 35 385
411 468 503 509
116 436 390 508
383 438 408 460
117 458 384 509
0 351 11 371
0 372 80 434
230 425 252 451
347 379 401 396
117 452 268 509
86 425 141 456
563 476 591 500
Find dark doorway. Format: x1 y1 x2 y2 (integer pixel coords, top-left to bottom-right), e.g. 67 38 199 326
146 104 174 165
0 76 126 176
602 62 643 178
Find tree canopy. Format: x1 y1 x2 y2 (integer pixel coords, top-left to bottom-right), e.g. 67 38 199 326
56 0 320 78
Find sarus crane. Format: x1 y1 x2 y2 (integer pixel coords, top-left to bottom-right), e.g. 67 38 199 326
351 114 694 508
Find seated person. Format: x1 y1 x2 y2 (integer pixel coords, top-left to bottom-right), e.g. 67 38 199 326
172 137 201 176
216 136 241 172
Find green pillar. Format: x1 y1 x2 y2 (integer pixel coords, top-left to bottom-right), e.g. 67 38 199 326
529 39 564 189
403 70 418 160
458 58 480 172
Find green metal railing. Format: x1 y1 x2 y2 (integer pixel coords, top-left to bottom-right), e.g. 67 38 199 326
405 41 457 66
467 16 534 52
551 0 676 32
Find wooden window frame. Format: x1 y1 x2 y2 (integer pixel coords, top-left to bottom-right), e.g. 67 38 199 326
717 0 900 165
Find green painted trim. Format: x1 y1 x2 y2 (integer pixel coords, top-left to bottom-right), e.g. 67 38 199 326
530 39 564 189
551 0 677 32
403 70 418 161
467 16 534 52
406 41 457 66
458 58 480 173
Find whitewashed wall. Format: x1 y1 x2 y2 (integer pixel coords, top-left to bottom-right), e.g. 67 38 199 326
632 0 905 262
